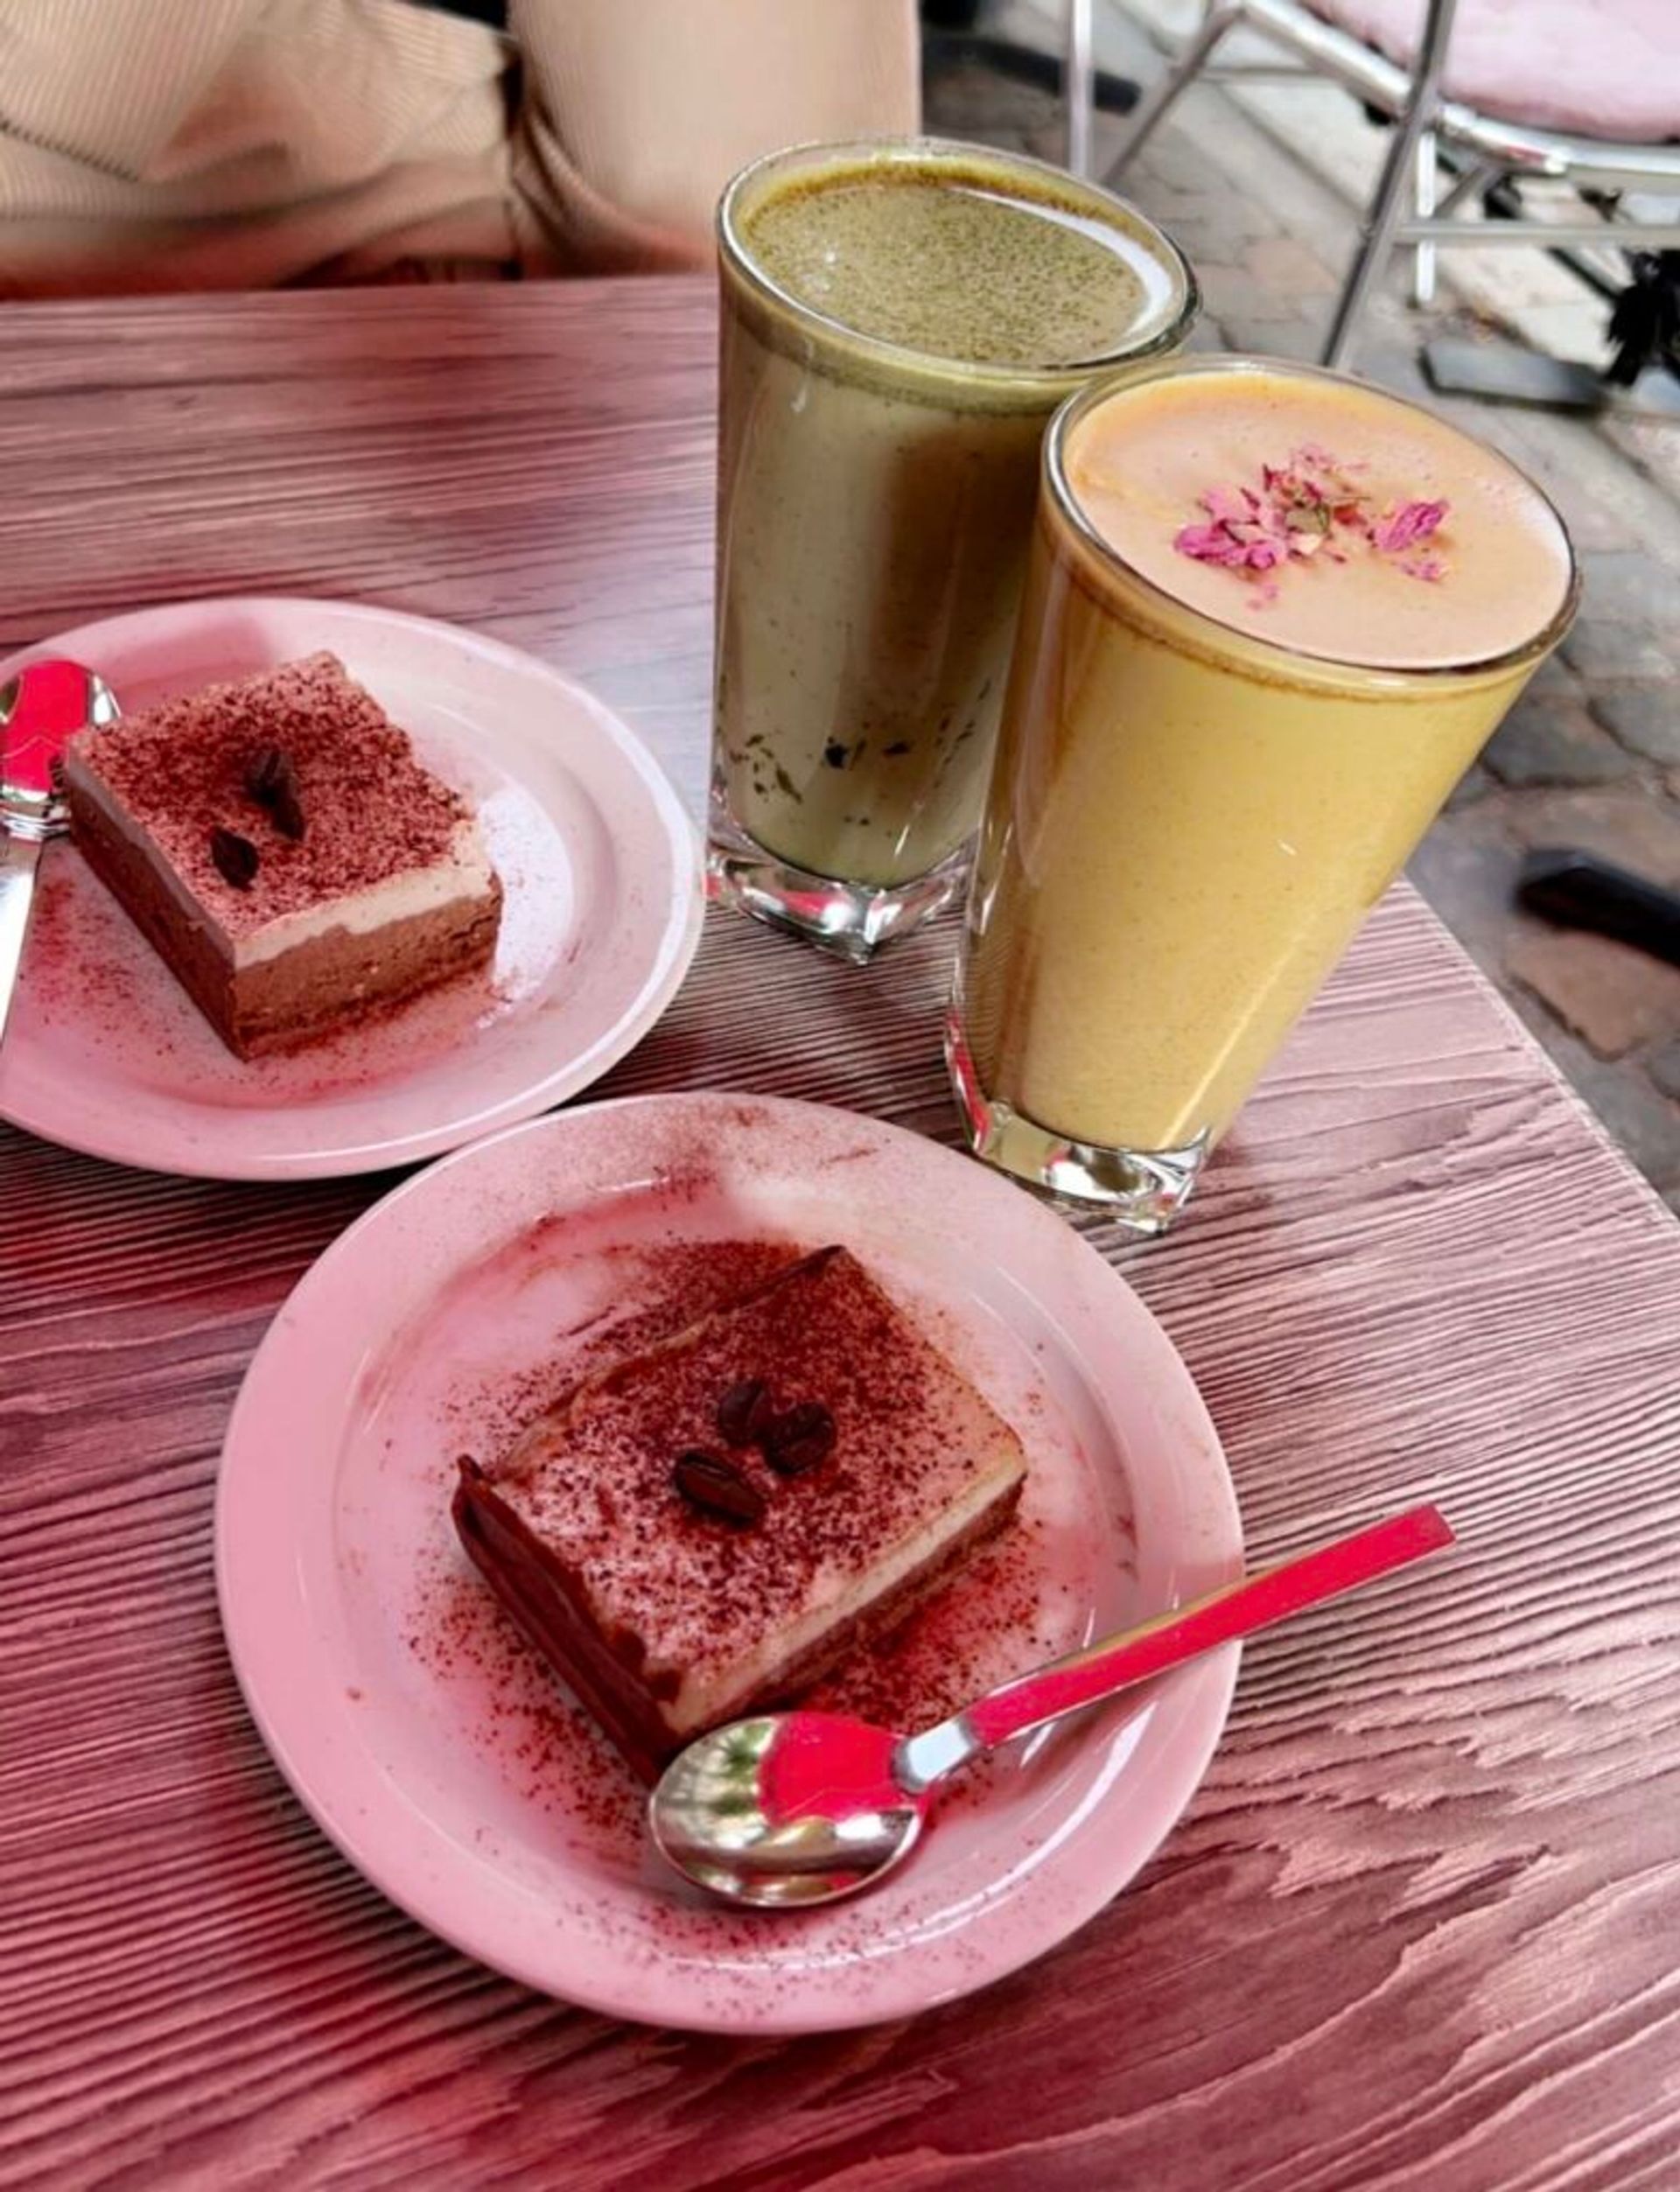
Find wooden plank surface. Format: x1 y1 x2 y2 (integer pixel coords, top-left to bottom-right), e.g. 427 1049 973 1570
3 282 1679 2192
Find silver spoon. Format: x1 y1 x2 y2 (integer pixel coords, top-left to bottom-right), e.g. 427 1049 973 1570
650 1502 1452 1908
0 660 120 1045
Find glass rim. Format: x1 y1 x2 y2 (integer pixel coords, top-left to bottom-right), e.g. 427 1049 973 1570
716 135 1200 389
1043 354 1582 684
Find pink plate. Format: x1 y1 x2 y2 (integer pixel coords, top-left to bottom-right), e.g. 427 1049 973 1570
215 1093 1243 2034
0 598 702 1179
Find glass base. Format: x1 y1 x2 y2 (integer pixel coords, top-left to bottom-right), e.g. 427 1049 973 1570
708 799 968 963
944 1004 1208 1235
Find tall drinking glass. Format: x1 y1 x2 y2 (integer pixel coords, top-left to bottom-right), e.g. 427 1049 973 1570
711 137 1197 960
948 355 1578 1231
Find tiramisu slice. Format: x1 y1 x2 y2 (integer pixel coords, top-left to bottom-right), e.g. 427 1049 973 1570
63 652 501 1058
453 1246 1028 1780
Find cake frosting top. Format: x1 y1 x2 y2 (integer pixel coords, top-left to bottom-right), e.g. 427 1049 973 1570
68 652 475 935
484 1246 1026 1679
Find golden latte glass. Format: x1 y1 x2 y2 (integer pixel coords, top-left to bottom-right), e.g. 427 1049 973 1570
710 137 1196 961
948 356 1578 1231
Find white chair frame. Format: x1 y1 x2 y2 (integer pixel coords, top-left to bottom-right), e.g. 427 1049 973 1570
1088 0 1680 366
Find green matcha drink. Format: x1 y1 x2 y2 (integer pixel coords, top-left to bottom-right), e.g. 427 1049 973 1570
711 138 1196 958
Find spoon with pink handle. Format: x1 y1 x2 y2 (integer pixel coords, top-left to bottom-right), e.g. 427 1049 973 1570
0 660 120 1046
650 1502 1454 1908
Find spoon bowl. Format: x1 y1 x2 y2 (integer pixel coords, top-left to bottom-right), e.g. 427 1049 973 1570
1 660 119 827
649 1502 1453 1909
0 661 121 1047
651 1712 928 1908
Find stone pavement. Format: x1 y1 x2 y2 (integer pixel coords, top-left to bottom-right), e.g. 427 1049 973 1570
924 0 1680 1216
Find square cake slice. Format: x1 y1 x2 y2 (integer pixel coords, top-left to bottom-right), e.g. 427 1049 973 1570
452 1246 1028 1780
63 651 501 1058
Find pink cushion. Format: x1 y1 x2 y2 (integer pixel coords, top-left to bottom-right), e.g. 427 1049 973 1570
1308 0 1680 141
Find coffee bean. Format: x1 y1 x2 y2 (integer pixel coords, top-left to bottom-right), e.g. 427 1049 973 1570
762 1401 836 1477
717 1377 774 1447
245 746 288 801
672 1449 765 1526
209 825 260 889
269 781 306 840
245 746 307 840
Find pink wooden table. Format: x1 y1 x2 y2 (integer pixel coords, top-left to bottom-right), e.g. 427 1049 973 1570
4 280 1679 2191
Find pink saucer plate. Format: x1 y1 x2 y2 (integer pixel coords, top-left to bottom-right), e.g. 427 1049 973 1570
0 596 702 1179
215 1091 1243 2034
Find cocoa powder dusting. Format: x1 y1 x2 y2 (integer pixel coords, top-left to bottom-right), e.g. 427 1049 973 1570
445 1236 805 1458
412 1558 642 1843
808 1512 1056 1730
66 652 474 935
485 1244 1030 1689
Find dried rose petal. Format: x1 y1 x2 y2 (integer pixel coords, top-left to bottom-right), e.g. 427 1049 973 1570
1371 498 1448 554
1174 521 1250 568
1174 445 1449 605
1201 484 1252 526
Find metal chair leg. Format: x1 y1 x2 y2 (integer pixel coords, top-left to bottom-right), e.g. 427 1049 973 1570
1321 0 1460 367
1102 2 1242 184
1066 0 1096 177
1412 127 1438 305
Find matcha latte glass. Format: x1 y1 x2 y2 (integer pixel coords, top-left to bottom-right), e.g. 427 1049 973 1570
710 138 1197 960
948 355 1578 1232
